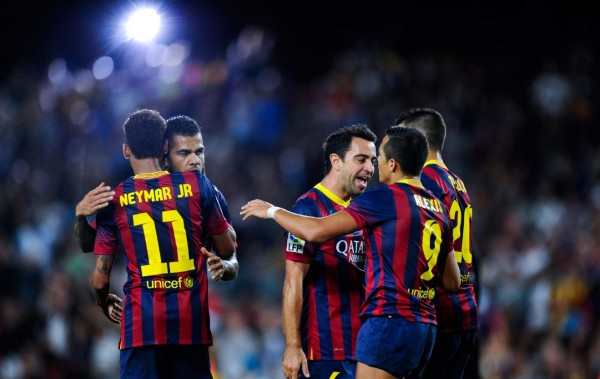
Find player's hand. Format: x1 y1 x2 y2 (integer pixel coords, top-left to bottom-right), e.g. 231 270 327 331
240 199 274 220
76 182 115 217
201 247 225 281
101 294 123 324
282 345 309 379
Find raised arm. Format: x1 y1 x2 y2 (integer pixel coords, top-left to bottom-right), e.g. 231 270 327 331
76 182 115 217
74 182 115 253
240 199 359 243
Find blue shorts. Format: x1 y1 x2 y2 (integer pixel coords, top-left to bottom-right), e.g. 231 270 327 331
301 360 356 379
355 316 436 378
422 329 478 379
120 345 213 379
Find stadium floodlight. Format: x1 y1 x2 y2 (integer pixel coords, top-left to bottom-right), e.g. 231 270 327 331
125 7 162 43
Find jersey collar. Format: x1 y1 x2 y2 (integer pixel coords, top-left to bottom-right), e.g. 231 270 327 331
314 183 351 207
424 159 447 169
396 178 425 189
133 170 169 180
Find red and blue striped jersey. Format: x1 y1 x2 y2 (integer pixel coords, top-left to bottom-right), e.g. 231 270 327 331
345 179 454 325
285 183 365 361
421 160 479 332
93 170 230 349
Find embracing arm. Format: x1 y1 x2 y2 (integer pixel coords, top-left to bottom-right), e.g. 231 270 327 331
207 226 238 281
74 217 97 253
74 182 115 253
240 199 358 243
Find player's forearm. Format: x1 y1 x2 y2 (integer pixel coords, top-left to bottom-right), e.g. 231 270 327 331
74 216 96 253
90 255 114 307
91 283 110 308
282 279 303 347
212 228 237 259
273 210 329 243
442 251 461 292
220 252 239 281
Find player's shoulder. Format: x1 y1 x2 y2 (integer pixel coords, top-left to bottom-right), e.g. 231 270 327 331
292 189 322 215
178 170 212 186
294 187 318 204
178 170 202 179
368 183 395 195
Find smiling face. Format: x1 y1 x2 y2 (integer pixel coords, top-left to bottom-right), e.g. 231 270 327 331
337 137 377 198
165 133 205 173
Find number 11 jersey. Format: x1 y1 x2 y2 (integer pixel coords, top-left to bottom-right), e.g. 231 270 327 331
94 170 230 349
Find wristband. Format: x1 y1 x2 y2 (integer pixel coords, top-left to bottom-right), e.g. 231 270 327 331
267 206 281 219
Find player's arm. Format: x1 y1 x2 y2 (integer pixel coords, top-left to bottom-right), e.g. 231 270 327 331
441 250 461 292
202 247 239 281
74 217 96 253
282 260 310 379
207 227 238 281
76 182 115 216
90 254 122 324
74 182 114 253
240 199 358 243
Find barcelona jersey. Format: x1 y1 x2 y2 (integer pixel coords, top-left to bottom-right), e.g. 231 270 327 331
345 179 454 325
421 160 478 332
94 170 230 349
285 183 365 361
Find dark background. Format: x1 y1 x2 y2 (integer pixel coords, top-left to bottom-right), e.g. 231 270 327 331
2 1 597 82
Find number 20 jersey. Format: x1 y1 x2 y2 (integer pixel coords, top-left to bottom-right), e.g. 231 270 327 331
94 171 230 349
421 161 478 333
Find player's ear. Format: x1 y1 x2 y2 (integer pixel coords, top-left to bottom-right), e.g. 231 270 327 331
123 144 130 159
330 153 342 171
163 140 169 156
390 158 399 173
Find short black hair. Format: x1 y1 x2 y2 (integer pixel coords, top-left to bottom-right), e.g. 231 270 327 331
384 125 428 176
123 109 166 159
165 115 202 146
394 108 446 151
322 124 377 175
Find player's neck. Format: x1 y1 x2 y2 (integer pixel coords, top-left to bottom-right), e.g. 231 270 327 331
130 157 164 175
390 172 419 183
428 150 443 163
320 175 350 202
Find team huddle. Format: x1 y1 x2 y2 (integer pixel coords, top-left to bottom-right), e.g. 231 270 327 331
76 108 478 379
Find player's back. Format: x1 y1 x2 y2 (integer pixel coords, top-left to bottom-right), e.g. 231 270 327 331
421 162 478 332
345 179 454 324
95 170 230 348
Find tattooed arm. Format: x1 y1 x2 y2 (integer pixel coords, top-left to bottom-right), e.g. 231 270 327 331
90 255 122 324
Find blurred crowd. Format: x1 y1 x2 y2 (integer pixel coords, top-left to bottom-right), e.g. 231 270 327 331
1 26 600 379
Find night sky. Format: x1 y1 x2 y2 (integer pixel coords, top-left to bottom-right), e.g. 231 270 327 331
0 1 597 82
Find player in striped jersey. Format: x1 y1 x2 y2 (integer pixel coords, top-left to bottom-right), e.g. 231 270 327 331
90 109 237 379
241 125 461 379
281 125 377 379
396 108 479 379
75 115 237 283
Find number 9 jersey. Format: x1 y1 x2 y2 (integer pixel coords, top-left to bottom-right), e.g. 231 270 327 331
344 178 454 324
94 170 230 349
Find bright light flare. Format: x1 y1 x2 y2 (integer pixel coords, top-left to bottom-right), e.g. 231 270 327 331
125 8 161 43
